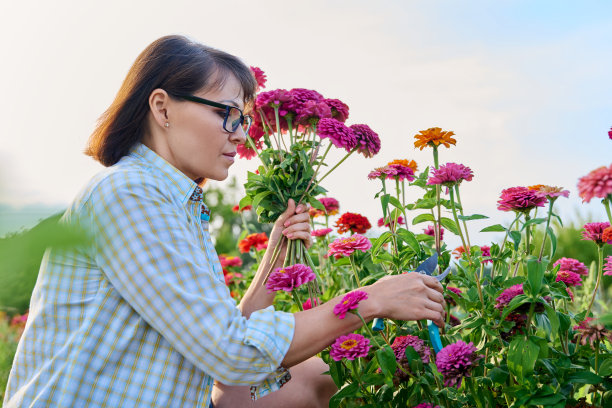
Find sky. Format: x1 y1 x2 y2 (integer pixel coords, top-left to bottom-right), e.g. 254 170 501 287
0 0 610 247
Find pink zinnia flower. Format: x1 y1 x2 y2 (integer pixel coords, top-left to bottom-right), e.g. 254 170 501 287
445 286 462 306
324 98 350 123
312 228 333 238
377 216 405 228
256 88 292 110
604 255 612 276
328 234 372 258
333 290 368 319
427 162 474 186
480 245 492 264
237 139 262 160
302 298 320 310
574 317 612 349
423 225 444 241
577 164 612 203
566 287 575 302
368 165 398 180
329 333 371 361
320 197 340 215
286 88 324 113
609 127 612 140
350 124 381 158
553 257 588 275
495 284 524 310
317 118 358 152
265 264 316 293
435 340 483 388
497 186 547 213
556 270 583 287
582 222 611 245
249 66 267 91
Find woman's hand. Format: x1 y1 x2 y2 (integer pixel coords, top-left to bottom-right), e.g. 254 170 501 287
268 199 312 250
364 273 446 327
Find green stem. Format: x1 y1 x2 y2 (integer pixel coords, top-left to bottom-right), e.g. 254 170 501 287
538 200 555 262
585 246 604 318
493 214 522 279
454 185 472 249
449 187 472 264
525 213 532 257
273 106 289 150
355 311 384 348
433 147 441 254
350 359 373 404
604 195 612 224
468 376 484 408
292 290 304 311
245 134 269 172
349 255 361 287
316 148 357 186
401 181 410 230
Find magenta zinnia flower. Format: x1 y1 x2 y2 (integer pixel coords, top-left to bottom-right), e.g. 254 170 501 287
265 264 316 293
604 255 612 276
577 164 612 203
553 257 588 275
388 164 415 182
423 225 444 241
480 245 492 264
427 162 474 186
436 340 482 388
582 222 611 245
495 284 524 310
286 88 324 113
328 234 372 258
317 118 357 152
350 124 381 158
302 298 320 310
325 98 350 123
497 186 547 213
556 270 583 287
329 333 371 361
333 290 368 319
295 99 332 125
378 216 405 228
312 228 333 238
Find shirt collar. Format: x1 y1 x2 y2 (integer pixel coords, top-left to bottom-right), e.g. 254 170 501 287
129 143 201 204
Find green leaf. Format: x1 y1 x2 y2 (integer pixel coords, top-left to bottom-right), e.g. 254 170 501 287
457 214 489 221
440 217 460 235
376 346 397 382
404 345 424 373
388 196 404 210
509 230 522 250
545 305 560 338
547 226 557 258
568 371 603 384
238 195 252 210
488 367 509 385
371 231 392 255
381 194 391 218
507 338 540 383
528 393 565 405
329 382 360 408
361 373 387 386
500 294 530 321
481 224 506 232
413 198 436 209
412 213 435 225
309 196 325 211
525 256 545 296
598 358 612 377
521 217 548 229
396 229 421 254
252 191 273 209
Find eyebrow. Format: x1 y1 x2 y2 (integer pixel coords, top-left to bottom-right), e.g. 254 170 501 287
220 100 240 109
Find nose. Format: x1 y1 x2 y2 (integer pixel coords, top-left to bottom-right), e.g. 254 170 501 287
230 126 247 145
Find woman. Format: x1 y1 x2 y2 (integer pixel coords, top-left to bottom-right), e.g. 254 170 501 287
3 35 446 408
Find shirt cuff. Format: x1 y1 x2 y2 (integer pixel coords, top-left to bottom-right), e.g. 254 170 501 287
249 366 292 400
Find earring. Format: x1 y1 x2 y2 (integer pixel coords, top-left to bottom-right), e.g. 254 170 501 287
164 122 170 128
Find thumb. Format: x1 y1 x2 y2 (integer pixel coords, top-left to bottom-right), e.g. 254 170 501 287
276 198 297 226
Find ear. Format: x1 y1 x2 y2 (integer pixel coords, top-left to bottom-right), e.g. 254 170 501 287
148 89 171 128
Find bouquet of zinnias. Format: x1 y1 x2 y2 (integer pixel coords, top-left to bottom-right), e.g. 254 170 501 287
239 67 381 301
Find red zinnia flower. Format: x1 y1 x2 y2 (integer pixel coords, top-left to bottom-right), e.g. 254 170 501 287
577 164 612 203
238 232 269 253
237 139 262 160
453 246 467 259
603 227 612 244
232 204 252 213
335 212 372 234
249 66 267 91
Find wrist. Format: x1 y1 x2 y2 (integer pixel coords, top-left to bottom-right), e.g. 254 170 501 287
359 286 383 321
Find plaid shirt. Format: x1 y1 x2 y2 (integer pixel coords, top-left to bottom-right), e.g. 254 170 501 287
4 144 295 407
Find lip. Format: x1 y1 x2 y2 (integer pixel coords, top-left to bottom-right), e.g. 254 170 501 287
223 152 236 158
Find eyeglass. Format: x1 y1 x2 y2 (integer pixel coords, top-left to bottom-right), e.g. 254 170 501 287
175 94 252 134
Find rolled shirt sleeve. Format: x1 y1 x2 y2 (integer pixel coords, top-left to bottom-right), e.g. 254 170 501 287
89 168 295 391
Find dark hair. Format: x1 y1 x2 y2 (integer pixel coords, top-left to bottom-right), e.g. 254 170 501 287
85 35 257 167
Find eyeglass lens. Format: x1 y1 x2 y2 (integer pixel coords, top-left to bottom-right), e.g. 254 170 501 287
226 107 252 133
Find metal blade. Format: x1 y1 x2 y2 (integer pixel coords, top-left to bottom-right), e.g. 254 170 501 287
415 253 438 275
433 265 452 281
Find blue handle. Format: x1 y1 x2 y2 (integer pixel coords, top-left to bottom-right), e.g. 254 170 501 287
428 320 443 353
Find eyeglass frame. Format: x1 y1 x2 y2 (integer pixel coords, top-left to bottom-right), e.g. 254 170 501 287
172 94 252 134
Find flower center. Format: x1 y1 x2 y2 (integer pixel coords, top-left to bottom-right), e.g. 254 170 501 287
341 339 357 350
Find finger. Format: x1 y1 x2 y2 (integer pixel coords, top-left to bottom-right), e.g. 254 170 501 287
295 202 309 214
422 306 445 328
283 223 310 236
277 199 297 226
424 299 445 316
426 288 445 306
422 275 444 293
283 212 311 228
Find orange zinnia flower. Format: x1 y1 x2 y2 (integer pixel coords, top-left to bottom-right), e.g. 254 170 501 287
388 159 418 173
414 127 456 150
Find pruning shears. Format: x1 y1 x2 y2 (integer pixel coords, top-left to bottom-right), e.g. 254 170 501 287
372 252 451 354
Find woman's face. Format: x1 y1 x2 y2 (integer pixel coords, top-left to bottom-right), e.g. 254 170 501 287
161 74 247 181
